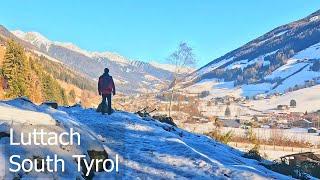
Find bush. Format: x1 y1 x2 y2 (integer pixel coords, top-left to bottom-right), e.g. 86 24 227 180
199 91 210 98
225 106 231 117
243 145 262 161
206 130 233 144
290 99 297 107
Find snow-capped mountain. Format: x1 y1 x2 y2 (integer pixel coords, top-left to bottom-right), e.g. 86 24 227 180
0 98 289 179
12 30 52 51
10 30 185 94
187 10 320 97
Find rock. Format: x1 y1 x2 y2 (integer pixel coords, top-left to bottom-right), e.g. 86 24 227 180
0 131 10 139
79 150 110 179
96 102 108 114
87 150 110 171
152 115 177 127
42 102 58 109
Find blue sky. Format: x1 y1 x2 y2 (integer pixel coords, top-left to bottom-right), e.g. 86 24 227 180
0 1 319 67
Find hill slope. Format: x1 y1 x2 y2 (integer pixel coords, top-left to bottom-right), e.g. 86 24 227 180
0 98 288 179
187 10 320 97
0 31 97 106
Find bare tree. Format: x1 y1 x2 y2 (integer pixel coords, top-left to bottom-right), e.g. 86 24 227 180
167 42 197 117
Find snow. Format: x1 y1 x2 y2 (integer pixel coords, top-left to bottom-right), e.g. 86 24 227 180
12 30 186 71
197 57 235 76
185 79 243 98
240 83 273 97
150 61 194 73
144 74 160 81
271 65 320 93
0 99 106 179
32 50 62 63
226 59 249 70
226 50 278 70
54 41 93 58
12 30 132 64
190 57 319 98
0 104 55 125
11 30 52 51
0 98 289 179
248 84 320 112
186 79 274 98
310 15 319 22
91 51 130 64
265 61 308 80
255 30 287 45
294 42 320 60
275 30 288 37
190 41 320 98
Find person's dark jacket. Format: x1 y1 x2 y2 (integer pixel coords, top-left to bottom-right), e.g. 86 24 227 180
98 73 115 95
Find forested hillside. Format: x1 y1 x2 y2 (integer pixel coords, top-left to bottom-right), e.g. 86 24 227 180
0 39 97 106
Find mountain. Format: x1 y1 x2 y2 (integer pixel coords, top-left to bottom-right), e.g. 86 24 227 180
11 30 182 94
0 98 289 179
0 26 98 106
187 10 320 97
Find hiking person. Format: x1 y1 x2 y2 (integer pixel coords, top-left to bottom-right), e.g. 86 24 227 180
98 68 116 115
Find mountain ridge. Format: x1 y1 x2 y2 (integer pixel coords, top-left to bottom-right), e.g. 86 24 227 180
10 29 191 94
186 9 320 97
197 9 320 73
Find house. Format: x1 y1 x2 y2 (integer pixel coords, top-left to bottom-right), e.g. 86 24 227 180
253 94 265 100
277 105 289 110
265 94 273 99
224 95 236 102
212 97 224 105
235 97 246 103
222 119 241 128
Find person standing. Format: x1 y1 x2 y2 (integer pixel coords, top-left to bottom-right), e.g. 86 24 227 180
98 68 116 115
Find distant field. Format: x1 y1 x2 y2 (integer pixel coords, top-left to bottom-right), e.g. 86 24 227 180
221 127 320 146
229 142 320 160
247 85 320 113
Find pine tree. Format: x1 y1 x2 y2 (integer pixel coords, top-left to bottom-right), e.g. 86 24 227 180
290 99 297 107
225 106 231 117
60 88 68 105
2 40 28 98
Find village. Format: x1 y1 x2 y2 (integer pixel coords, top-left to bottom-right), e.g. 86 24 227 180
111 86 320 160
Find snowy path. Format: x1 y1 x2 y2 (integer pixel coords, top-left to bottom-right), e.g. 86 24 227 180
0 99 291 179
60 106 290 179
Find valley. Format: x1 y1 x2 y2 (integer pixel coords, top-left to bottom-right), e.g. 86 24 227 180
0 9 320 179
110 10 320 161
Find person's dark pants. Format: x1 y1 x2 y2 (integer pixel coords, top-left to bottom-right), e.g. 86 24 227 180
101 94 112 115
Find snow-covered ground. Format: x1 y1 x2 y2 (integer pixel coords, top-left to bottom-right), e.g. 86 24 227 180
293 42 320 59
0 98 290 179
248 84 320 112
185 79 242 98
187 39 320 100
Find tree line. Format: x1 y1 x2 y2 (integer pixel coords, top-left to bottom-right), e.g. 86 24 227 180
0 40 77 105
